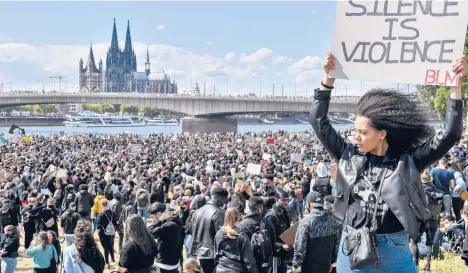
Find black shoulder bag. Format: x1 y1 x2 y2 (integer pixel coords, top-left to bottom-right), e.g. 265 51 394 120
343 168 387 270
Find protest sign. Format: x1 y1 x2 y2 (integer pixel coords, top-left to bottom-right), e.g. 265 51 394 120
330 0 468 86
247 163 262 175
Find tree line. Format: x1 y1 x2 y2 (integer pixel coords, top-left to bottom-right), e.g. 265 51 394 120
417 28 468 119
0 104 174 117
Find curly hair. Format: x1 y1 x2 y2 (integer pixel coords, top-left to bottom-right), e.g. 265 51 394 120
356 89 434 152
74 220 100 262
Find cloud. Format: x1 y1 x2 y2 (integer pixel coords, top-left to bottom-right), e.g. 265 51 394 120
205 41 213 46
224 52 237 63
287 56 322 75
156 25 165 31
239 48 273 64
0 34 12 43
272 55 292 65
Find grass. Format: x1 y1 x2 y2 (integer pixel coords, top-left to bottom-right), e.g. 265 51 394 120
423 253 467 273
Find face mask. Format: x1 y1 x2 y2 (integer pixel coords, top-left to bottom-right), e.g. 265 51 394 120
47 205 54 209
444 223 451 229
263 185 271 191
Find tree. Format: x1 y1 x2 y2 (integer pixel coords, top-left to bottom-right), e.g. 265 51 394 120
42 104 57 113
433 86 450 119
81 104 103 113
113 104 121 113
417 27 468 118
121 105 140 115
102 104 117 113
140 107 159 117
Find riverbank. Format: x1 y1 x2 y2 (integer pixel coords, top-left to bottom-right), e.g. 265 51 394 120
0 116 314 126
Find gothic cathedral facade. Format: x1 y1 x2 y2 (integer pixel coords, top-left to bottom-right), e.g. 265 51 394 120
79 18 178 93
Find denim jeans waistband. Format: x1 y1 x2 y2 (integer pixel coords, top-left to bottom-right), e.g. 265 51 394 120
345 225 408 243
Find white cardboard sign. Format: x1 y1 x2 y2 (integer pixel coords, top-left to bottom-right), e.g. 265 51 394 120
330 0 468 86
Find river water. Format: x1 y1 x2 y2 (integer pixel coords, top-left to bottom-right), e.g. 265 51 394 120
0 122 444 136
0 124 327 135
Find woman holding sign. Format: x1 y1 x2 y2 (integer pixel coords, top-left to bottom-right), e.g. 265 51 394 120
310 52 468 273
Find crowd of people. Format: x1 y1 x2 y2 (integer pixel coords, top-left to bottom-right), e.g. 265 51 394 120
0 54 465 273
0 124 466 273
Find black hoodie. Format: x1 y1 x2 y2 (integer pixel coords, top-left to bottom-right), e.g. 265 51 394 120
74 189 94 213
148 212 184 266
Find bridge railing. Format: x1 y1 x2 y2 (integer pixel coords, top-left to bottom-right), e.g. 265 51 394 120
0 91 362 103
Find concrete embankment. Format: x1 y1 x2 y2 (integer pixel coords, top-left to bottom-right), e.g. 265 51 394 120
0 117 65 126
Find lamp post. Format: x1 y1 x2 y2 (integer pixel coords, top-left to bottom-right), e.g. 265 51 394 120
225 76 228 96
217 73 220 96
260 73 263 97
252 76 255 95
306 73 310 99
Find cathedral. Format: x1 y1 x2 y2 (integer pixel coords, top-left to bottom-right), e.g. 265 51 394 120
79 18 178 94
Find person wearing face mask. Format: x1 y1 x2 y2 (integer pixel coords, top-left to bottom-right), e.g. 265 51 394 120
261 174 276 210
37 198 59 235
265 189 291 273
148 202 184 273
189 187 229 273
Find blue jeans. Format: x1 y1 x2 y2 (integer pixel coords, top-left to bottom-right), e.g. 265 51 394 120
337 226 417 273
185 235 193 259
138 209 148 222
298 200 304 219
1 257 17 273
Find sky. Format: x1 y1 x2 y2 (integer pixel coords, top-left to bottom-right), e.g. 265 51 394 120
0 1 412 96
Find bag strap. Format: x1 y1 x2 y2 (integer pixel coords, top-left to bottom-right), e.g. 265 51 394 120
369 168 388 233
342 162 388 233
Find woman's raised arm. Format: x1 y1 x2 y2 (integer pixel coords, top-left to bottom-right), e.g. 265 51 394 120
310 52 347 161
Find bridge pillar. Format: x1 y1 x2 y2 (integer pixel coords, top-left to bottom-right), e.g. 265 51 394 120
180 117 237 134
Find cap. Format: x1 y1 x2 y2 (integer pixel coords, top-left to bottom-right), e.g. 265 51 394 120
306 191 324 208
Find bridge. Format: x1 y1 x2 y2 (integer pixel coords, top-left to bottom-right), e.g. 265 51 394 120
0 92 360 116
0 92 361 134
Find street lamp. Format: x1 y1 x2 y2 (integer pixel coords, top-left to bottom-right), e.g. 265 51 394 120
252 76 255 94
260 73 263 97
306 73 311 99
225 76 228 96
190 73 193 91
294 78 297 97
217 73 220 96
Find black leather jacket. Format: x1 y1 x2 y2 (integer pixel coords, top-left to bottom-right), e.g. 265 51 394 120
188 201 225 258
310 89 463 241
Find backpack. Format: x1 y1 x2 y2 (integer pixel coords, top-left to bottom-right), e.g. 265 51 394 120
137 191 148 208
249 220 273 269
426 190 443 218
104 212 116 236
313 177 332 198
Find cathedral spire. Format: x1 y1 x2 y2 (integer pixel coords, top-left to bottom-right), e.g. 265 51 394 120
145 45 151 77
87 43 98 73
124 19 133 53
111 17 119 52
146 46 150 63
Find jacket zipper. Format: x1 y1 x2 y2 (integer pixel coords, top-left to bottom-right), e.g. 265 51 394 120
346 149 352 171
397 175 418 229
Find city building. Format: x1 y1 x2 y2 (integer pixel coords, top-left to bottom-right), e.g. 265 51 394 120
67 103 82 113
78 18 177 93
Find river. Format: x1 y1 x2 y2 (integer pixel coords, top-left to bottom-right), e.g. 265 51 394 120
0 122 444 136
0 124 323 135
